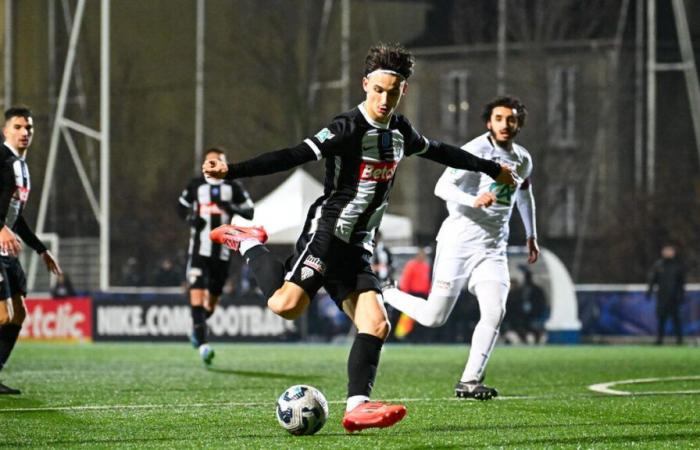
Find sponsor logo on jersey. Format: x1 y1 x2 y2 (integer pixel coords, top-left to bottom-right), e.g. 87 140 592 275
314 128 335 143
435 279 453 291
199 202 224 215
14 185 29 202
303 255 326 274
358 161 398 182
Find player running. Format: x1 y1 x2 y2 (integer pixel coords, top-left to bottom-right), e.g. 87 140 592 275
383 96 539 400
178 148 254 365
204 43 517 432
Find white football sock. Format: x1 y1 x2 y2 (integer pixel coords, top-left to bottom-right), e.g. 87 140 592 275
346 395 370 412
461 281 508 383
239 239 262 255
383 289 459 328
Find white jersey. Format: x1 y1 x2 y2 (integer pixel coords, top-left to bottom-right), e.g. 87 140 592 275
435 132 533 252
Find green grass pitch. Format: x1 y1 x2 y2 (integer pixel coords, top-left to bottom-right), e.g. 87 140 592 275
1 342 698 448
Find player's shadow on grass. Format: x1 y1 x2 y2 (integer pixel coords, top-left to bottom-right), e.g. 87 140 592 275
205 366 322 381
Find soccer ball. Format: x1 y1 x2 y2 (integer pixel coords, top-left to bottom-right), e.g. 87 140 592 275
275 384 329 435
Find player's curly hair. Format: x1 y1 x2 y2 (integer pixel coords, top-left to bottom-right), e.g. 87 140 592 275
4 106 32 122
481 96 527 128
364 42 415 80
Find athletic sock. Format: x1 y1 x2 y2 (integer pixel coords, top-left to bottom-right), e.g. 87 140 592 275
191 306 208 345
461 322 499 382
239 239 262 255
0 324 22 371
346 395 370 412
347 333 383 401
244 245 285 298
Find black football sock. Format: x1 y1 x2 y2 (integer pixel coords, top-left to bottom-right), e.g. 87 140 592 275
244 245 285 298
191 306 208 345
204 308 214 320
0 324 22 371
347 333 384 398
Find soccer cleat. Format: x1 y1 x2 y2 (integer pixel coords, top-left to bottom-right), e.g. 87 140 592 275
199 344 215 366
0 381 21 395
454 380 498 400
342 401 407 432
210 224 268 251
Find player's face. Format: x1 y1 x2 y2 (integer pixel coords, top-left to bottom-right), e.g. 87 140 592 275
487 106 519 145
3 115 34 152
204 151 226 164
362 73 407 123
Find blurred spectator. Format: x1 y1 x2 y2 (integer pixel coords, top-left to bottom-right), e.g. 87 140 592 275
647 244 685 345
507 268 548 344
371 231 394 284
51 272 76 298
152 257 182 287
395 248 431 340
120 257 143 286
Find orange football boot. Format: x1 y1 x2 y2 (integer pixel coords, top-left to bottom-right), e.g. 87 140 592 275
342 401 407 433
210 224 268 251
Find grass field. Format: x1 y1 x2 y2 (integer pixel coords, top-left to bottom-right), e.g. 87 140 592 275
1 342 698 448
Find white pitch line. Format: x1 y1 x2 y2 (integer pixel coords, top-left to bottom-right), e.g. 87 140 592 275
0 395 540 414
588 375 700 396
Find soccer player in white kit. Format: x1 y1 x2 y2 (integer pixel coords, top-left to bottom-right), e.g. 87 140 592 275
383 96 539 400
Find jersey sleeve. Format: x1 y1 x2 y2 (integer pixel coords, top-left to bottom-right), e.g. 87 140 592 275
397 116 430 156
176 179 197 221
303 116 353 158
229 180 255 220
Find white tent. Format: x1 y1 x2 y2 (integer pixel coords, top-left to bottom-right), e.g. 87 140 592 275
235 169 412 244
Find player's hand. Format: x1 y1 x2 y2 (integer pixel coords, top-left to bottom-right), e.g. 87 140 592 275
494 164 517 186
202 159 228 179
526 237 540 264
0 226 21 256
473 192 497 208
41 250 62 275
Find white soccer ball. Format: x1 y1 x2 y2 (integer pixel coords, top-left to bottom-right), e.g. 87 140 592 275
275 384 329 435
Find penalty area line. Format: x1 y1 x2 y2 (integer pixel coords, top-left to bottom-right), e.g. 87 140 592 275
0 395 541 414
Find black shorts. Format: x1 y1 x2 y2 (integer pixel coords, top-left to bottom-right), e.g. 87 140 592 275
186 254 230 295
285 231 381 306
0 256 27 299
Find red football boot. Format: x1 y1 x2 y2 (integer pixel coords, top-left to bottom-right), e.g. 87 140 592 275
342 401 407 433
210 224 268 251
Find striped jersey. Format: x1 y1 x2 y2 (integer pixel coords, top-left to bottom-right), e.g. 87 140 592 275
178 177 254 260
0 143 30 230
300 103 430 251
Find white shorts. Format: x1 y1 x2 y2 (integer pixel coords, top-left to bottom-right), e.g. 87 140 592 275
431 241 510 298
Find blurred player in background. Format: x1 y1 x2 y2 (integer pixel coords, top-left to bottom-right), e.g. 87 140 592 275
0 107 62 394
204 43 517 431
178 147 254 365
383 96 538 400
647 244 685 345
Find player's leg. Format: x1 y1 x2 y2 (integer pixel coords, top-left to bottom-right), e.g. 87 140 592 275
0 259 25 395
656 302 668 344
186 255 209 350
382 240 467 327
456 280 508 400
670 302 683 345
341 289 406 432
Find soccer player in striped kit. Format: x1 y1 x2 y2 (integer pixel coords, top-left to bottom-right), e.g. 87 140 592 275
178 148 254 365
383 96 539 400
0 107 62 394
204 43 517 431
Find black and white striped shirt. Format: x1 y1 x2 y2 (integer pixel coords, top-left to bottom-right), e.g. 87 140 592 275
178 177 254 260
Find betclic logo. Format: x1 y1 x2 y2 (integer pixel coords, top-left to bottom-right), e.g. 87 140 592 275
358 161 398 182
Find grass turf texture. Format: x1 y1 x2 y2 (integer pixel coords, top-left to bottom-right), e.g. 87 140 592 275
1 343 698 448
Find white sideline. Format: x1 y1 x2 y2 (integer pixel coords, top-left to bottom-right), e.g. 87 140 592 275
588 375 700 396
0 395 539 414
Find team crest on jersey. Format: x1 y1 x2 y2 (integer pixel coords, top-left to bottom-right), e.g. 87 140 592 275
314 128 335 143
303 255 326 274
300 267 314 281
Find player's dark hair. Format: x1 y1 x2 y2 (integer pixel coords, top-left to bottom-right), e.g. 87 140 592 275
481 96 527 127
205 147 226 156
4 106 32 122
364 42 414 80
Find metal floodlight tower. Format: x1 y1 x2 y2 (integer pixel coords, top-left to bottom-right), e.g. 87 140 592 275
30 0 111 291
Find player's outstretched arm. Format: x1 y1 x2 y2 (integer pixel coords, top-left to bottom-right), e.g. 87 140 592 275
41 250 62 275
419 141 517 186
203 144 317 180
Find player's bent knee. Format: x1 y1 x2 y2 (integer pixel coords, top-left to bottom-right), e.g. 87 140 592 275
363 318 391 340
267 295 306 320
420 313 449 328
